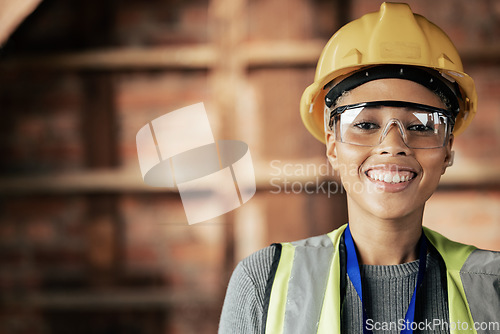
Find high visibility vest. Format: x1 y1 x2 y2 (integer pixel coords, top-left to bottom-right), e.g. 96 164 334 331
264 224 500 334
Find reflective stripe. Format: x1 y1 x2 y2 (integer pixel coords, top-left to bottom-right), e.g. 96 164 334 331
283 235 336 333
316 226 346 334
265 242 295 333
265 227 345 334
423 227 477 334
461 249 500 334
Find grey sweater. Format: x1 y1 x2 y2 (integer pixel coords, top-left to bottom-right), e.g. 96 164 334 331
219 245 450 333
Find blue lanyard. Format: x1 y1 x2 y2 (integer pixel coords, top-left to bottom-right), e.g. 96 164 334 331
344 225 427 334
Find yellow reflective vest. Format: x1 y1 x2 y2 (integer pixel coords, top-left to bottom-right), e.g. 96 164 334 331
264 224 500 334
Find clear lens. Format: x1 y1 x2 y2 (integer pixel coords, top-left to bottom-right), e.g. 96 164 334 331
332 103 450 149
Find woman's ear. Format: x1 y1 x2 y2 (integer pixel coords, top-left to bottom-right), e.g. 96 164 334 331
326 130 339 170
442 134 454 175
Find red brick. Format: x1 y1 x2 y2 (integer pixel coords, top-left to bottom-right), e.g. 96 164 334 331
25 219 56 244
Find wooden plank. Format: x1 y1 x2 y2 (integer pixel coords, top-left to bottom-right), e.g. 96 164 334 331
0 163 498 195
1 289 218 309
1 42 498 71
208 0 248 283
0 45 218 70
0 169 179 195
242 40 324 67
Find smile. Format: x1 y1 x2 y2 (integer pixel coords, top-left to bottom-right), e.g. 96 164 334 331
365 169 417 184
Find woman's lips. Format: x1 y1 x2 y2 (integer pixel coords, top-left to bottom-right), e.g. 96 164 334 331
364 165 418 192
365 169 417 184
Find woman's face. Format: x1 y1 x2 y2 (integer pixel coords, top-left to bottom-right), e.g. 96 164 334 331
326 78 454 220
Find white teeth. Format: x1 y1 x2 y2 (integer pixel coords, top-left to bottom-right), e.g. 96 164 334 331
368 171 414 184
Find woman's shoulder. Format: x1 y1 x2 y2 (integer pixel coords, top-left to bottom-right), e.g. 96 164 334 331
218 245 278 333
236 245 278 285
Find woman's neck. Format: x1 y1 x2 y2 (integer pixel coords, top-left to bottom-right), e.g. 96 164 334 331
347 204 424 266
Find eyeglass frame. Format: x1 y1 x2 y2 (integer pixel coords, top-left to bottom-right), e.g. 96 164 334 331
327 100 456 149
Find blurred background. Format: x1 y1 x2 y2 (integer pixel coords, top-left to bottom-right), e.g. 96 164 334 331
0 0 499 333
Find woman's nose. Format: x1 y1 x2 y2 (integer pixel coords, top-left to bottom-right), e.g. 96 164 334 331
375 121 411 156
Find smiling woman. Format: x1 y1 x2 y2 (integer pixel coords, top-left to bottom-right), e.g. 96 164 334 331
219 3 500 334
327 79 453 224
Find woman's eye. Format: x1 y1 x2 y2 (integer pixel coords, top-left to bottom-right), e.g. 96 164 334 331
353 122 379 130
408 124 433 132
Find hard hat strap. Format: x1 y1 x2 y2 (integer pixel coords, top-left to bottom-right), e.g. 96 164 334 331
324 65 461 118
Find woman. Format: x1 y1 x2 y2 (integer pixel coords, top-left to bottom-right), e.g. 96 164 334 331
219 3 500 333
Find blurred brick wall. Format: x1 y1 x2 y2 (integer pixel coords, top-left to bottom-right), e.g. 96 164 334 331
0 73 84 173
0 1 499 334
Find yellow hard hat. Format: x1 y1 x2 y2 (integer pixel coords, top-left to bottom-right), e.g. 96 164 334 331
300 2 477 143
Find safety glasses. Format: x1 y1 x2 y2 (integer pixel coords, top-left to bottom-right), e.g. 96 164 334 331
328 101 454 149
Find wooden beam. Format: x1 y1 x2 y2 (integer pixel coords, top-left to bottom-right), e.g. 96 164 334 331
1 42 498 71
208 0 247 285
0 163 498 195
0 169 176 195
242 40 325 67
0 45 218 70
1 289 218 309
